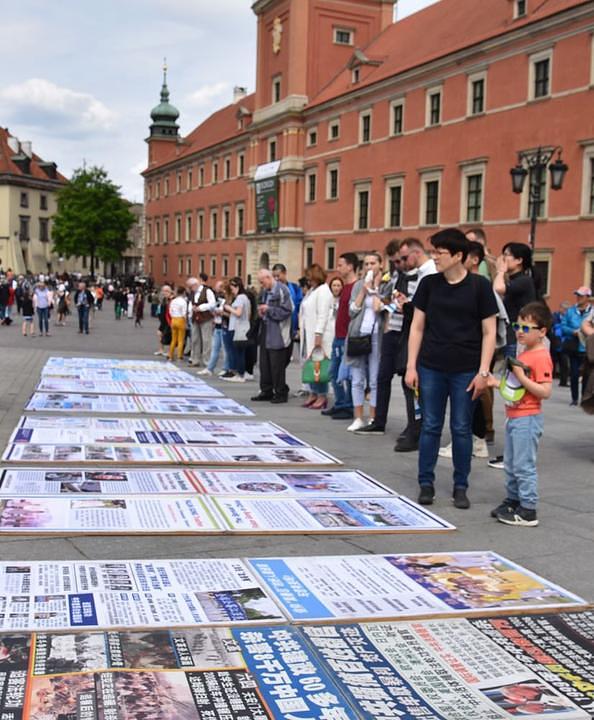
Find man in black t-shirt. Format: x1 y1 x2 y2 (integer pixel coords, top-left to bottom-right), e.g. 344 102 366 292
405 229 498 509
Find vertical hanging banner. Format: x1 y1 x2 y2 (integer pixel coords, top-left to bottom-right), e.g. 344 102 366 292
255 160 281 233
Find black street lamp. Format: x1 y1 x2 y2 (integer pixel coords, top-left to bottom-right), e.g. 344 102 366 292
510 146 568 250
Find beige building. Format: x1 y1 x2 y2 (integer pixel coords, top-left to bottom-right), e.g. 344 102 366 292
0 127 68 275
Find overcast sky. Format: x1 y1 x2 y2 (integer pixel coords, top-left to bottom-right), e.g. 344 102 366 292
0 0 439 201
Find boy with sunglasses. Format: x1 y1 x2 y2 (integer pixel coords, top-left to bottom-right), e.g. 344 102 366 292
490 302 553 527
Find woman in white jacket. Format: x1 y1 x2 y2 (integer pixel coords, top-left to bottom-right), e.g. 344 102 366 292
299 263 335 409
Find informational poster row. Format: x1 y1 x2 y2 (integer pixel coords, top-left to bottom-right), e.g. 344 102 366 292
0 554 583 633
0 467 395 497
36 378 223 397
0 494 455 535
43 356 187 372
24 392 254 416
2 443 339 466
42 367 198 382
249 551 587 622
0 611 593 719
11 417 307 448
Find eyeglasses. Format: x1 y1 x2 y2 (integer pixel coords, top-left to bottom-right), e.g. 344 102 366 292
399 255 408 263
512 322 541 333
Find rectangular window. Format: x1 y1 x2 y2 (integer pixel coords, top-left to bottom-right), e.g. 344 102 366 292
307 129 318 147
40 194 48 210
212 162 218 183
210 257 217 277
146 222 152 246
334 28 353 45
200 257 205 274
238 153 245 176
528 166 546 218
224 158 231 180
164 178 169 196
236 255 243 277
237 206 245 236
163 256 168 276
199 166 205 187
149 257 154 274
352 67 360 84
326 243 336 270
329 120 340 141
223 256 229 277
176 173 182 193
269 139 277 162
534 58 550 98
155 181 160 199
175 216 181 243
198 212 204 241
305 244 314 268
466 174 483 222
533 258 550 296
223 209 230 239
20 192 28 208
428 91 441 125
307 172 317 203
425 181 439 225
186 257 192 275
590 158 594 215
155 220 160 245
163 218 169 244
471 79 485 114
187 169 193 189
186 214 192 243
360 112 371 143
39 218 49 242
273 76 281 103
392 102 404 135
178 257 183 275
358 190 369 230
516 0 527 17
328 167 339 200
211 211 218 239
389 185 402 228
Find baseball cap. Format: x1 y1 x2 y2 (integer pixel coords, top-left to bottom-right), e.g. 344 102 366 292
574 286 592 297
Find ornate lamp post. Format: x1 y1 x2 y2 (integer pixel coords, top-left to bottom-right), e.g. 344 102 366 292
510 146 568 250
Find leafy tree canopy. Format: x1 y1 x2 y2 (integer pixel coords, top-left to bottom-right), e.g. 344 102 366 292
52 166 136 275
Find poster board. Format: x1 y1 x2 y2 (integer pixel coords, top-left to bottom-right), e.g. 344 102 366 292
36 378 223 398
0 625 357 720
43 356 185 372
249 552 587 623
0 558 285 631
0 495 454 535
3 443 340 466
0 468 393 497
302 611 594 719
41 367 197 382
24 393 254 416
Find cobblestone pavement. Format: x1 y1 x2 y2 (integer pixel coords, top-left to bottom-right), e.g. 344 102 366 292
0 301 592 600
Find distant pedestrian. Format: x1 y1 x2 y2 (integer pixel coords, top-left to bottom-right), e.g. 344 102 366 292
126 289 134 319
134 289 144 328
168 287 189 361
74 281 94 335
33 281 51 336
21 290 34 336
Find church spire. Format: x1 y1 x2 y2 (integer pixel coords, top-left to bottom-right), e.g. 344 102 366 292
149 59 179 140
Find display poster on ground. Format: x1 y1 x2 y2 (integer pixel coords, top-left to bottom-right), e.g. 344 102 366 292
41 367 197 382
212 496 455 533
0 495 454 535
250 552 587 622
11 418 307 448
43 356 184 371
0 558 285 631
302 610 594 719
172 445 340 466
0 624 357 720
24 393 254 416
2 443 177 464
0 468 392 497
17 416 279 434
36 377 223 397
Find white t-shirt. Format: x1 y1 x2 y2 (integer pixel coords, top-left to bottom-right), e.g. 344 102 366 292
169 296 188 318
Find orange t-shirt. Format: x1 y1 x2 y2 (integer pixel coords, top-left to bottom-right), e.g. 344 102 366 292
506 347 553 418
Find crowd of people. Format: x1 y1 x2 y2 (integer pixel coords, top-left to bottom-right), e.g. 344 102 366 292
153 229 594 528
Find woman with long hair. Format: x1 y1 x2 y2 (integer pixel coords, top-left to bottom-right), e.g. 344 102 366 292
299 264 335 409
223 277 251 382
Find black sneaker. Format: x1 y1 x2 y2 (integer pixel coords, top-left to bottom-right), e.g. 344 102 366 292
490 498 519 519
453 488 470 509
251 393 273 401
418 485 435 505
488 455 505 470
270 395 288 404
354 422 385 435
321 407 336 417
394 436 419 452
220 371 235 379
331 409 354 420
496 506 538 527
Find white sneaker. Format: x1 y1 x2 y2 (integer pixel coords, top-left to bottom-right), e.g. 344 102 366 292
196 368 212 376
347 418 366 432
472 436 489 458
153 350 163 356
225 375 246 383
243 372 254 381
438 442 452 458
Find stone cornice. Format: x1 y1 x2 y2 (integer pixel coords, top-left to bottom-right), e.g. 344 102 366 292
0 174 65 191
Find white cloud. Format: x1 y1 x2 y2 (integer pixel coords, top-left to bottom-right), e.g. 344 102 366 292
0 78 117 133
185 81 229 108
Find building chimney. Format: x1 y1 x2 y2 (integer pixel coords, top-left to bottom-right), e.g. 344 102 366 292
233 86 248 103
7 135 19 154
21 141 32 158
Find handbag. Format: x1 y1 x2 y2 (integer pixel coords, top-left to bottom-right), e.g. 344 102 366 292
302 355 330 384
346 334 372 357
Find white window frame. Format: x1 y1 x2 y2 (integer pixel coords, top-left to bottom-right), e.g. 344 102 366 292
325 241 336 270
384 176 404 229
224 156 231 181
306 127 318 147
176 172 182 193
163 217 169 244
305 168 317 203
354 182 372 231
237 152 245 177
222 255 229 277
178 256 183 275
359 110 372 144
162 256 168 276
459 162 487 224
223 206 231 239
199 256 205 275
467 71 487 117
164 177 169 196
268 137 278 162
514 0 527 19
212 161 219 184
210 209 218 240
326 162 340 201
187 168 193 190
328 119 340 141
186 257 192 276
528 49 553 101
419 170 442 227
235 254 243 277
584 250 594 290
146 222 152 246
199 165 205 187
210 256 217 277
272 75 281 103
581 144 594 217
155 220 161 245
304 242 314 268
533 251 552 298
333 27 354 46
185 213 192 243
352 67 360 84
235 204 245 237
425 86 442 127
197 211 205 241
390 98 405 136
590 35 594 86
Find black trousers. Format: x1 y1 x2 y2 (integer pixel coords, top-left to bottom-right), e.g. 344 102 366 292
260 346 289 399
375 330 418 436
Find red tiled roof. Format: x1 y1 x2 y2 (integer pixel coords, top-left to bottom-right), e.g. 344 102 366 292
309 0 591 107
0 127 67 183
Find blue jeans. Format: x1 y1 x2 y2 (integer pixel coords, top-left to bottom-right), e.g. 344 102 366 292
78 305 90 333
504 414 543 510
330 338 352 410
222 327 235 372
37 307 49 334
207 327 230 373
569 353 585 403
418 365 476 489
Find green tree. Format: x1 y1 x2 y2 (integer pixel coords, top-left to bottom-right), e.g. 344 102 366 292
52 166 135 278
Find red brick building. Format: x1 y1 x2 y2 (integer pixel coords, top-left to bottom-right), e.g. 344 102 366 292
143 0 594 306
